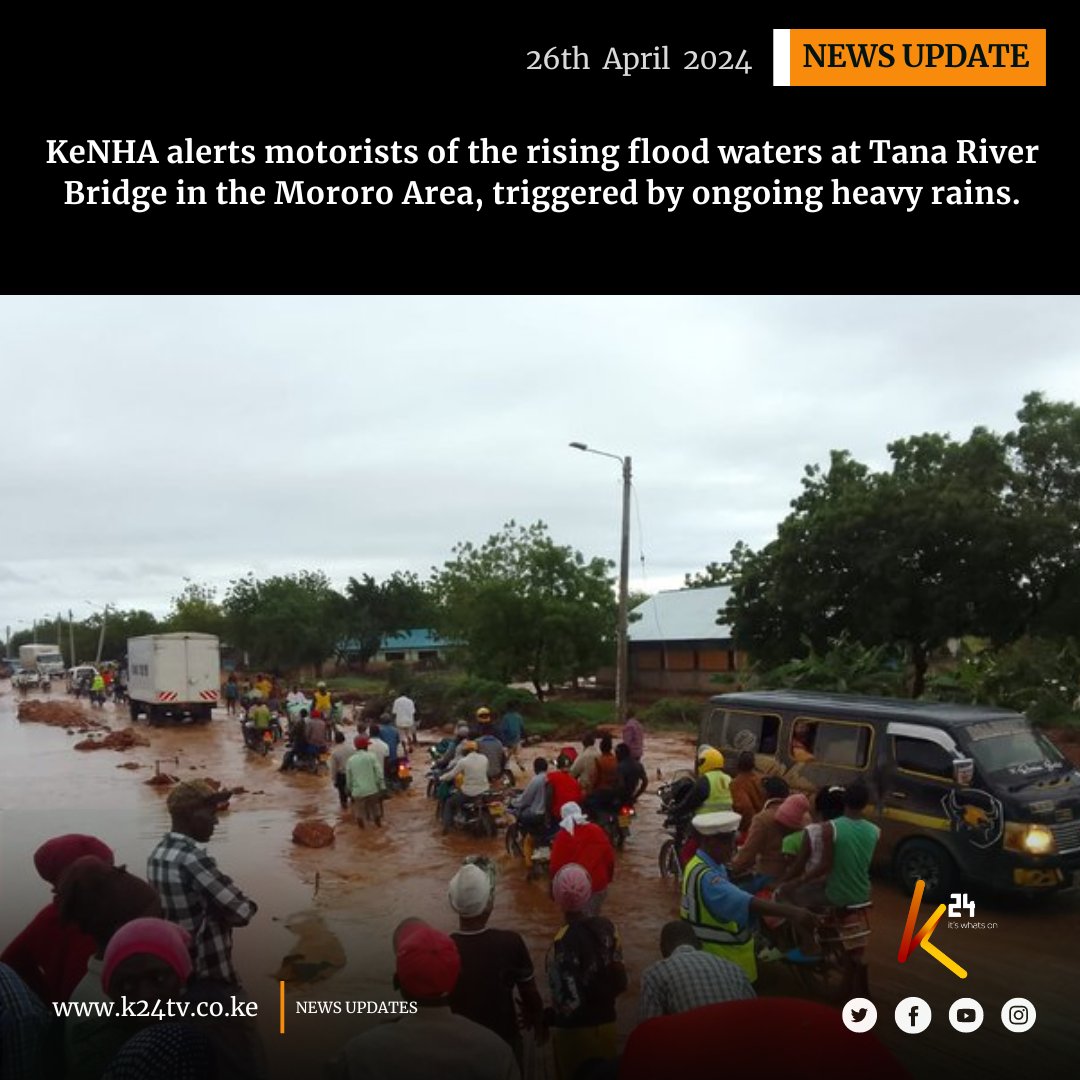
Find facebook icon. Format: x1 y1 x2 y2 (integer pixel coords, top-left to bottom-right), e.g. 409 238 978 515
895 996 932 1034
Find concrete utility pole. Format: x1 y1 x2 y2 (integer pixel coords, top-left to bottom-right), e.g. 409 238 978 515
569 442 633 723
69 610 75 668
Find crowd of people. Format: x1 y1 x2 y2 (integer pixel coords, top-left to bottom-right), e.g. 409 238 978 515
0 688 899 1080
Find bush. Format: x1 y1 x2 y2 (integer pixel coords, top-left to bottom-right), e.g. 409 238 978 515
642 697 705 728
404 672 538 727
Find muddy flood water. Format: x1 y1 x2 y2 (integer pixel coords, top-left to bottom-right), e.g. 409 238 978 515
2 681 1077 1079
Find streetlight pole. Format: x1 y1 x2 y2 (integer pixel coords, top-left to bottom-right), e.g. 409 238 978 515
86 601 111 666
569 442 632 723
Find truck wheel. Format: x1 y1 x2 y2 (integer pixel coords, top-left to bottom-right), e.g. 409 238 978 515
129 700 140 723
894 838 957 904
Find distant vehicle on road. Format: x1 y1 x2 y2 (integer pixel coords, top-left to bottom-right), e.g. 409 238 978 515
19 644 66 679
1 659 20 679
67 665 98 695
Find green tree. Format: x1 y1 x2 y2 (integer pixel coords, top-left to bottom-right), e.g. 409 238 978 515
1005 392 1080 636
222 571 345 673
342 571 439 667
721 428 1024 696
164 580 226 637
431 520 615 698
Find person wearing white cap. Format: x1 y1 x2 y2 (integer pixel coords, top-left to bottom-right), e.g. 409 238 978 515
447 858 546 1071
681 811 818 983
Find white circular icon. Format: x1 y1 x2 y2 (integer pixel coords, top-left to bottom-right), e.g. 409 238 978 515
842 997 878 1033
1000 997 1036 1032
949 997 984 1033
894 996 932 1034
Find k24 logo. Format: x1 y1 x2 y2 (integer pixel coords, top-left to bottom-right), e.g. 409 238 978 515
897 880 968 978
948 892 975 918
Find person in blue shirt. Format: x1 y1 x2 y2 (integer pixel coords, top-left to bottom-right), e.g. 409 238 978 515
497 708 526 772
377 715 401 784
681 811 817 983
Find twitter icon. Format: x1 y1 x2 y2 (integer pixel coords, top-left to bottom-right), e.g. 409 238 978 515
843 997 878 1033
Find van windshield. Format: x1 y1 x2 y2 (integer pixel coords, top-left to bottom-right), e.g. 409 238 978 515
961 719 1066 779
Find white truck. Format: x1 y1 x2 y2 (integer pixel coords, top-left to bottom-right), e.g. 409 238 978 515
127 632 221 724
19 643 66 679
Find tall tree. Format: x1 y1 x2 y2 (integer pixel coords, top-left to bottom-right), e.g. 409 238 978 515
342 571 439 667
431 520 615 697
222 571 345 673
721 428 1023 695
164 580 226 637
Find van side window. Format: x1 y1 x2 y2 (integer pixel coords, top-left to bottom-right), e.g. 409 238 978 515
722 710 781 756
893 736 953 779
791 719 871 769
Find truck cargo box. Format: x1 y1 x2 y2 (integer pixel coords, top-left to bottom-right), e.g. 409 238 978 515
127 632 220 724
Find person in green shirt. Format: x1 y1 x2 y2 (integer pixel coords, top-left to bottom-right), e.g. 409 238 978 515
347 736 386 828
825 781 880 908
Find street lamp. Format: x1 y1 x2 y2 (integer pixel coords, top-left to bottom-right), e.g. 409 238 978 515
569 441 632 723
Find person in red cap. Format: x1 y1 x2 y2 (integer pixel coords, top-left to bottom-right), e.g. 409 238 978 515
326 918 520 1080
347 735 385 828
1 833 114 1002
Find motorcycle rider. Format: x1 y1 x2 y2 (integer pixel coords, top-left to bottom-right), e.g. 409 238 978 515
279 709 310 772
615 742 648 808
439 740 491 835
672 747 734 819
510 758 549 833
477 727 509 785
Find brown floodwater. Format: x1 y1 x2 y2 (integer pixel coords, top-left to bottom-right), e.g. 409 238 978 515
1 681 1077 1079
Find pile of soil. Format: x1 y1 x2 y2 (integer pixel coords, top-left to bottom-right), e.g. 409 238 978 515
18 700 103 728
292 820 335 848
73 728 150 752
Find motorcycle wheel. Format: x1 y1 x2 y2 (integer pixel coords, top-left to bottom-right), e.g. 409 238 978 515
506 822 523 858
480 811 497 838
659 839 679 880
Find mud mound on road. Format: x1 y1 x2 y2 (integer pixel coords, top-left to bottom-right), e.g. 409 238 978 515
18 700 103 728
73 728 151 752
292 820 335 848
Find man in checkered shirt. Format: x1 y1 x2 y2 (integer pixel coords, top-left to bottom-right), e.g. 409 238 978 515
147 780 257 986
638 921 755 1020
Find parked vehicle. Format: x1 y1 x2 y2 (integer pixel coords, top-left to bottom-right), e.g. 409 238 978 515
127 633 221 725
67 665 98 696
19 644 65 679
701 689 1080 900
0 658 20 679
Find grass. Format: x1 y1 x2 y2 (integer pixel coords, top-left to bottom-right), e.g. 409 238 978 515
321 675 387 695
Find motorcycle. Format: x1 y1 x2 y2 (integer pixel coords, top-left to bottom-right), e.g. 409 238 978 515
242 722 275 756
444 788 508 837
592 801 635 850
657 776 697 880
505 807 556 880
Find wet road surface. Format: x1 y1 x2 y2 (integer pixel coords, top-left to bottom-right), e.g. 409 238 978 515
1 681 1076 1079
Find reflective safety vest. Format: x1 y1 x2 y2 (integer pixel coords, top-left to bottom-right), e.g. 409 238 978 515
701 769 733 813
680 854 757 982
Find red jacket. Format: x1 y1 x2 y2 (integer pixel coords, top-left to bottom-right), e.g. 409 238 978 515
550 823 616 893
547 771 583 820
0 901 98 1002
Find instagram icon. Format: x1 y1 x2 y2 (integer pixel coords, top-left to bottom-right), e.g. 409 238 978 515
1000 998 1036 1033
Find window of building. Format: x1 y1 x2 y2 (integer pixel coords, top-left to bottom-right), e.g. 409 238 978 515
384 651 405 662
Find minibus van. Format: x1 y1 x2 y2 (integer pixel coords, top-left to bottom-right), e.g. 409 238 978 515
700 690 1080 900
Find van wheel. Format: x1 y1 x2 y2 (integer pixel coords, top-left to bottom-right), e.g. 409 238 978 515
894 839 957 903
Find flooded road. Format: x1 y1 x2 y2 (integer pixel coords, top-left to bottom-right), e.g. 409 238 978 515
1 681 1077 1079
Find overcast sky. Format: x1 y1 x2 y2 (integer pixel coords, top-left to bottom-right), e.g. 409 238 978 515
2 295 1078 636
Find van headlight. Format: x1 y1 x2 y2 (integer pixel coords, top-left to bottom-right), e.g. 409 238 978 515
1003 822 1057 855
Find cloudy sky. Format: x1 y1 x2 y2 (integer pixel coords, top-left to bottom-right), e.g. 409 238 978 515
1 295 1078 634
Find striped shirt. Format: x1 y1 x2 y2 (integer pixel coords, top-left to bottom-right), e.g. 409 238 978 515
147 832 257 984
638 944 755 1020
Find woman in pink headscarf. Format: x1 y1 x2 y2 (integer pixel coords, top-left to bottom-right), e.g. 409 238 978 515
547 863 627 1080
1 834 114 1002
729 793 811 887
